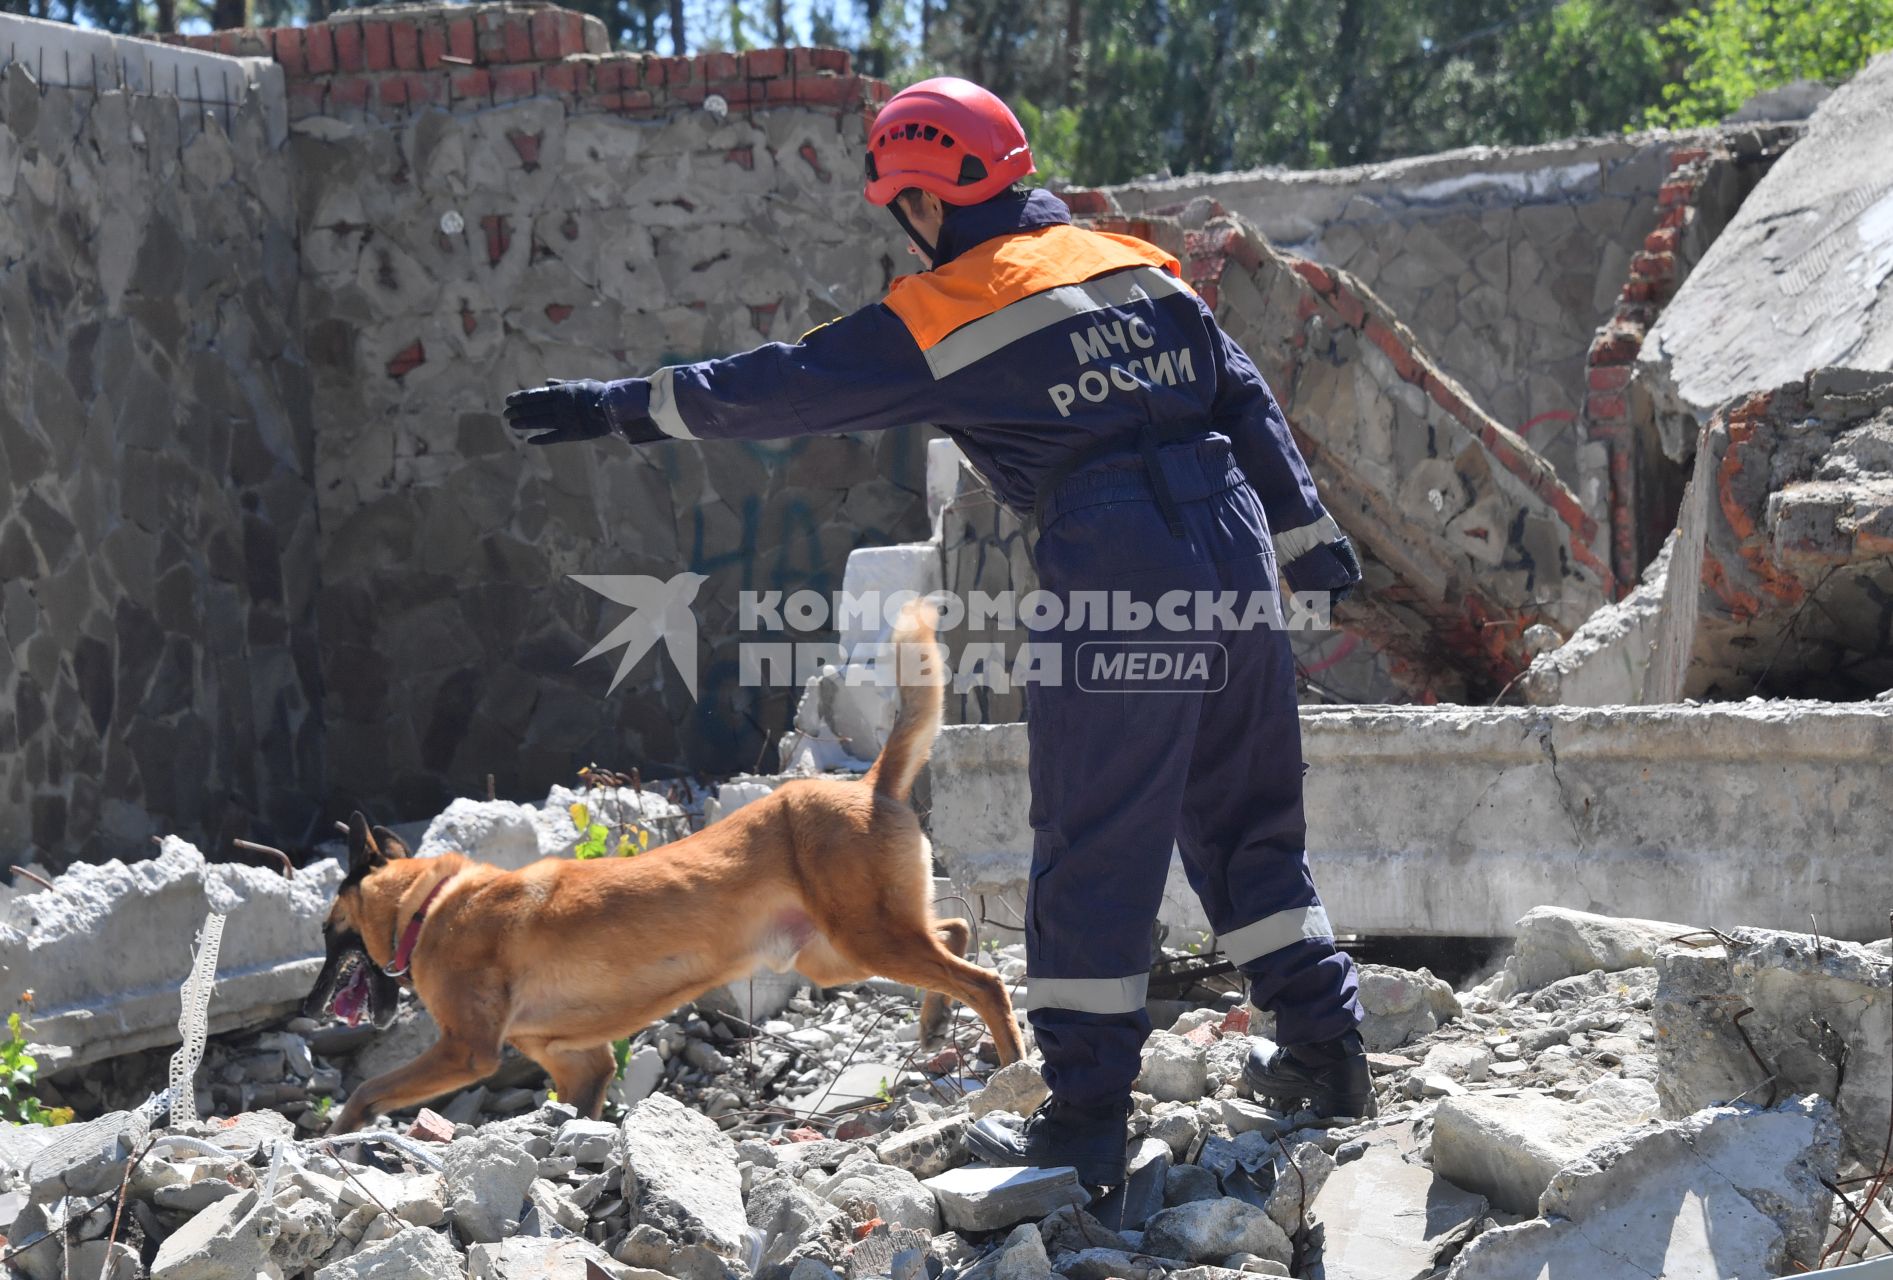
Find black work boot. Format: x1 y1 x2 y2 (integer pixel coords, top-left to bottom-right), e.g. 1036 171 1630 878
963 1096 1131 1186
1243 1028 1377 1120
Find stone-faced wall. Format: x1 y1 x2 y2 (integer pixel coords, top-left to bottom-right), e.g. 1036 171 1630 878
165 5 922 817
0 26 319 870
1090 135 1718 507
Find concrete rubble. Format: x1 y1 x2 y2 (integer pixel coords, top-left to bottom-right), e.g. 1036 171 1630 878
0 899 1881 1279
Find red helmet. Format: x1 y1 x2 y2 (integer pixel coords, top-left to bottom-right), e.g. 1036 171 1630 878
863 77 1035 207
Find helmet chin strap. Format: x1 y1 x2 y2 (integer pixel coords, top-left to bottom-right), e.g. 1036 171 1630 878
888 202 937 264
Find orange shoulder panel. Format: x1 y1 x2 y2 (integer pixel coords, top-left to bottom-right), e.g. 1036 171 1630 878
883 223 1185 351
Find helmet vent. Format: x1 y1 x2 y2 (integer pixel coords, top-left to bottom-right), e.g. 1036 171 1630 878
956 154 989 186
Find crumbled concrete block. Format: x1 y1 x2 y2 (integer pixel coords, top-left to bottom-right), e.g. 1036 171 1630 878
923 1165 1090 1232
445 1132 538 1244
1092 1136 1171 1231
0 1122 61 1179
554 1117 619 1166
1311 1139 1487 1280
1141 1196 1294 1268
1357 965 1460 1052
819 1160 939 1233
1137 1032 1210 1102
314 1226 468 1279
619 1094 748 1254
875 1114 970 1179
1656 927 1892 1163
27 1109 147 1199
1445 1096 1841 1279
151 1187 281 1280
748 1171 843 1278
1263 1141 1333 1235
1432 1082 1660 1214
469 1234 630 1279
968 1060 1050 1120
988 1221 1052 1280
1165 1164 1223 1206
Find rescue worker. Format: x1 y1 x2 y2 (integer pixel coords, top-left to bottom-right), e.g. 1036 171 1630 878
503 77 1370 1186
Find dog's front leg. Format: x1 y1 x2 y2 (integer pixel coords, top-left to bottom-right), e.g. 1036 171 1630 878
331 1034 502 1134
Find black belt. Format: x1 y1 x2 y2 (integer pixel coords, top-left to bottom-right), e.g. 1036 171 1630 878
1032 422 1203 538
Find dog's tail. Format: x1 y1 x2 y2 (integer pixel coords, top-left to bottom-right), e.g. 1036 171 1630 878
865 599 946 801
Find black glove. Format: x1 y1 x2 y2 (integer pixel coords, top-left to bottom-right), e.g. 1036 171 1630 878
504 378 618 446
1283 534 1363 606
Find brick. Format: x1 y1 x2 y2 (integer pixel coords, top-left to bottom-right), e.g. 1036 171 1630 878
493 64 537 101
662 56 693 85
498 16 534 62
420 24 448 69
409 1109 455 1144
1630 250 1676 281
1197 281 1218 311
1062 190 1111 215
509 130 543 170
1426 372 1471 422
1657 179 1695 208
702 51 739 81
791 75 863 107
333 20 364 71
1588 364 1632 392
725 145 754 169
1620 280 1659 304
378 76 409 109
1666 146 1709 170
285 78 328 120
405 73 446 109
447 16 476 63
561 12 588 56
794 47 850 75
328 75 371 109
389 20 421 71
450 67 491 100
272 27 306 77
1658 204 1690 230
1291 258 1334 294
215 30 240 56
544 303 574 324
541 61 582 95
1586 392 1627 420
744 48 787 78
480 214 511 265
1363 317 1421 382
362 19 393 72
304 24 336 74
529 9 559 58
1643 226 1679 255
1330 284 1367 330
386 340 426 379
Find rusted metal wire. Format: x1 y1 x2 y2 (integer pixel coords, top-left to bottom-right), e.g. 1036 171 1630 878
96 1136 157 1280
6 865 55 892
1730 1007 1779 1108
231 839 294 879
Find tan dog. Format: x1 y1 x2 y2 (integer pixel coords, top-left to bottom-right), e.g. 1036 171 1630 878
304 605 1024 1134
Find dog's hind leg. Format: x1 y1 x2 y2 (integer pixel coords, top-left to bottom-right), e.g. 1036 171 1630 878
835 930 1025 1067
332 1033 503 1134
917 918 973 1051
513 1038 616 1119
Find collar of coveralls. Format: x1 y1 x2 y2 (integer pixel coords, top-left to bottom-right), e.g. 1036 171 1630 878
927 186 1073 268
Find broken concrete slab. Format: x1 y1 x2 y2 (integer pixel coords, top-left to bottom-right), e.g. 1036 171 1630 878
618 1094 749 1254
314 1226 468 1279
150 1186 281 1279
1431 1081 1660 1213
1638 54 1893 449
1517 536 1674 707
1646 370 1893 701
1312 1139 1486 1280
1656 927 1892 1163
1140 1196 1294 1268
922 1165 1090 1233
0 838 341 1068
875 1114 972 1180
417 784 687 871
444 1131 538 1243
1444 1096 1841 1279
931 701 1893 941
468 1234 630 1279
1498 905 1699 996
25 1108 146 1199
1357 963 1460 1051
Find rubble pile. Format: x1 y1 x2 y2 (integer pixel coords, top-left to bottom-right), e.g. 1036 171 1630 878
2 904 1885 1280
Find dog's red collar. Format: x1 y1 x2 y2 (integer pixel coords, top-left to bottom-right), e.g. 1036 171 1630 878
384 874 453 979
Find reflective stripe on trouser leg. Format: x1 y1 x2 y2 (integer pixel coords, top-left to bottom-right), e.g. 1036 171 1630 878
1215 903 1334 967
1022 972 1151 1016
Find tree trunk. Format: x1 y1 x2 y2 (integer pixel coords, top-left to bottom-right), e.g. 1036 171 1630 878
210 0 246 29
771 0 789 45
1063 0 1082 100
668 0 686 55
155 0 177 33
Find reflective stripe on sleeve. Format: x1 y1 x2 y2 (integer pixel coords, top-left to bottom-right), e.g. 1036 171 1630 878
646 367 697 440
1272 513 1343 563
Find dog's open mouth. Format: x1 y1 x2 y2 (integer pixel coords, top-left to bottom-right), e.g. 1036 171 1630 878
330 958 373 1027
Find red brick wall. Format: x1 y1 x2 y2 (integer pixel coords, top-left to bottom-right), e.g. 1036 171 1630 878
156 3 890 124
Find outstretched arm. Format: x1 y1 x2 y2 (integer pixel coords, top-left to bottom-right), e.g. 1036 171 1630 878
504 306 938 446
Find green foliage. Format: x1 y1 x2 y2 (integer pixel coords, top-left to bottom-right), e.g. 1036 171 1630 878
0 1013 73 1127
568 800 652 860
1645 0 1893 126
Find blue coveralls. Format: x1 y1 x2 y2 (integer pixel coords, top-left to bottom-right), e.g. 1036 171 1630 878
597 188 1363 1107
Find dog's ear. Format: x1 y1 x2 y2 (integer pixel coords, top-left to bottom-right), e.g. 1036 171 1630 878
372 826 411 859
347 812 385 877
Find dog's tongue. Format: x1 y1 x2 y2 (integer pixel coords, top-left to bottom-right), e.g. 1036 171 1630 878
332 968 370 1027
